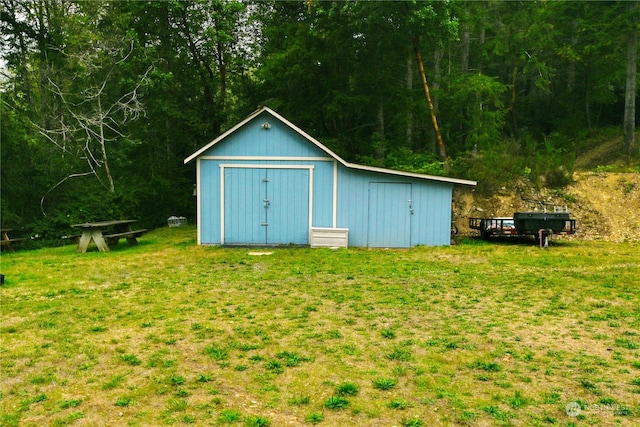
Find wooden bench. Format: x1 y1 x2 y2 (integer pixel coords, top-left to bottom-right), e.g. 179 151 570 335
61 234 81 244
1 238 26 252
1 229 25 252
104 229 147 246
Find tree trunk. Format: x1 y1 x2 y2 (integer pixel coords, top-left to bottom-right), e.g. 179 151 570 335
585 72 591 129
461 7 470 73
414 40 449 169
97 95 115 193
568 19 578 92
37 0 49 129
624 0 638 155
406 55 413 146
179 7 217 128
375 103 385 160
478 27 485 74
433 48 442 113
214 17 227 108
509 62 519 140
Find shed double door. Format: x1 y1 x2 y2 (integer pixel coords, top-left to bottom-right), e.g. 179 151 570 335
224 168 310 245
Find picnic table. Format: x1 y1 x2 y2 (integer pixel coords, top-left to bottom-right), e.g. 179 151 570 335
71 220 147 253
1 229 25 252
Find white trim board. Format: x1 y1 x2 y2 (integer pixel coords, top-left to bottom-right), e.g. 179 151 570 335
185 106 476 187
200 156 334 162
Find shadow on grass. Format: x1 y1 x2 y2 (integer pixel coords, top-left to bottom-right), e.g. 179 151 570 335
458 235 576 248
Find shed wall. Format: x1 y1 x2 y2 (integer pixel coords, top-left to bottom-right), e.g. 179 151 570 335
194 110 455 247
198 156 336 244
336 167 453 247
205 112 328 158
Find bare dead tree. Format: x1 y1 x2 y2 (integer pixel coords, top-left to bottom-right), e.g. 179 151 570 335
37 40 153 205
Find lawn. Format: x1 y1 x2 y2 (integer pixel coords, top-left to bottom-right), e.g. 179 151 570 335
1 226 639 427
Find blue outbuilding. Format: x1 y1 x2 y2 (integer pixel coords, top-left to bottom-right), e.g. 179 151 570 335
184 107 476 248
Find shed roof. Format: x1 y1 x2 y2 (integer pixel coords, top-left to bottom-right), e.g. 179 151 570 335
184 106 477 186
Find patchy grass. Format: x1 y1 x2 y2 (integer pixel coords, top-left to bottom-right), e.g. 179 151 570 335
1 226 639 426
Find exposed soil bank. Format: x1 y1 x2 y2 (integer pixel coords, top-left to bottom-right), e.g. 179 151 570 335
454 172 640 242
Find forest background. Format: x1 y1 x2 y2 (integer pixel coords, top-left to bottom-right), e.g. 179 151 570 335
1 0 638 243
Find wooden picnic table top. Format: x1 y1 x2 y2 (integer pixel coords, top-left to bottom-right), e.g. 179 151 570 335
71 220 144 253
72 220 138 229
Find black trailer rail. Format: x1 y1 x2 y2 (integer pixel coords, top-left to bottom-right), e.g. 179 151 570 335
469 217 518 239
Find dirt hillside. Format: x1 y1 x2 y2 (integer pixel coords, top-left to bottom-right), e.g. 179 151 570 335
454 171 640 242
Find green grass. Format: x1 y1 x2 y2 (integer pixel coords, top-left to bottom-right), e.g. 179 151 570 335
1 226 639 426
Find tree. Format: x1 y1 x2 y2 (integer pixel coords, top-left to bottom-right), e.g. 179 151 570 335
414 39 448 166
255 0 458 164
1 0 79 225
1 0 637 238
27 0 154 196
40 41 152 194
624 0 638 155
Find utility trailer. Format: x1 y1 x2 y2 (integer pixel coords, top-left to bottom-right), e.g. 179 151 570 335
469 205 576 247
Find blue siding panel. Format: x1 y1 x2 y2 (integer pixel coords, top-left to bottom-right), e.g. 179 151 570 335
266 168 309 244
337 166 453 247
368 183 412 247
410 183 448 245
224 168 265 244
336 168 370 247
307 160 333 227
201 112 329 159
199 160 221 244
199 158 335 245
221 167 310 245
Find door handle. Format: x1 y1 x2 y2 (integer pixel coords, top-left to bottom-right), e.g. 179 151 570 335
263 199 270 209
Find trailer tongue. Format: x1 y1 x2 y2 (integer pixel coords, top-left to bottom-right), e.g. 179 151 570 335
469 207 576 247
